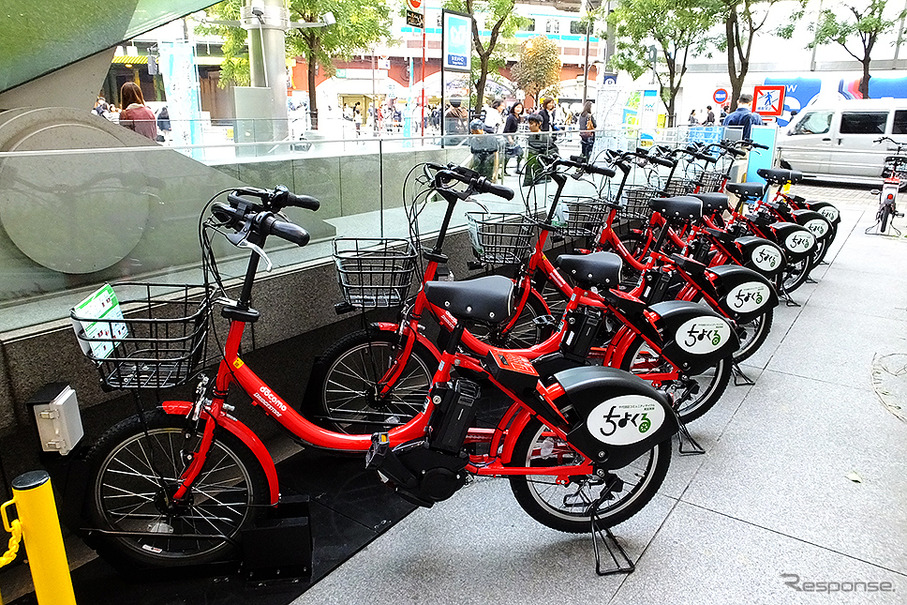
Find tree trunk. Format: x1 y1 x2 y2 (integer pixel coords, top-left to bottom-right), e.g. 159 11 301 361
725 12 742 111
475 55 489 115
860 59 871 99
307 57 318 129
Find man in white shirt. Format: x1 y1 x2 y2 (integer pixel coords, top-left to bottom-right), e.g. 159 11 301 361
484 99 504 132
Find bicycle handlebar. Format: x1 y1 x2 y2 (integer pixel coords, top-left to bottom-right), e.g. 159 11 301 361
565 155 616 177
432 167 515 200
232 185 320 211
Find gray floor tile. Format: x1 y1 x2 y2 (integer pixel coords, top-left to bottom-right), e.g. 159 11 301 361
681 370 907 573
804 266 907 319
765 305 907 388
609 502 907 605
292 478 677 605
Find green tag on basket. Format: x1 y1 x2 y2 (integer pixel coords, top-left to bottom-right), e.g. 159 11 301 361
71 283 128 359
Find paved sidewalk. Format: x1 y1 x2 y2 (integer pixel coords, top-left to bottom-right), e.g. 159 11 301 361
293 183 907 605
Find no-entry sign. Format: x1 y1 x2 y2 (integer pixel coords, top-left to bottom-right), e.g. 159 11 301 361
713 88 728 105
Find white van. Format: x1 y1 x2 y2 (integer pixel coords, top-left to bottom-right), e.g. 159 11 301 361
776 98 907 184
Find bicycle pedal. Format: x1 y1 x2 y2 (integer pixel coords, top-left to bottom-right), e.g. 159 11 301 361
467 261 485 270
532 314 558 327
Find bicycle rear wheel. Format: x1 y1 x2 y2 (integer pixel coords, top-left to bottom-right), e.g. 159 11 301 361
313 328 436 433
880 205 892 232
508 415 671 533
618 336 731 424
85 410 267 568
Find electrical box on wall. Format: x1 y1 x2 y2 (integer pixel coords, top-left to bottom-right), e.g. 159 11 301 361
27 383 84 455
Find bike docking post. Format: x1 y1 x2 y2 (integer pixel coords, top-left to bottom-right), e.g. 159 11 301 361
0 470 77 605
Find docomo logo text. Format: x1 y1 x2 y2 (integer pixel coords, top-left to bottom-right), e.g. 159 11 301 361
257 386 287 413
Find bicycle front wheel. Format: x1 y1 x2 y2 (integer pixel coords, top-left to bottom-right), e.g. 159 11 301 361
85 410 268 568
313 328 437 433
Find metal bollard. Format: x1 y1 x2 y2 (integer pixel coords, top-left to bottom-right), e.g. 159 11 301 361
0 471 76 605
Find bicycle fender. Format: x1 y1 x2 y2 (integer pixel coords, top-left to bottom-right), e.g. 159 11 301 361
705 265 779 324
648 301 739 375
162 401 280 506
552 366 678 469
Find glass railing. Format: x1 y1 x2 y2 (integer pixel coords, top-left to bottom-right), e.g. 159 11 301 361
0 124 760 334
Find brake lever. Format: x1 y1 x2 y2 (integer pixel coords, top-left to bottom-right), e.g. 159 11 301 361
226 225 273 272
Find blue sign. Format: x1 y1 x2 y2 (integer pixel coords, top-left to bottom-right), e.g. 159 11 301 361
443 11 472 73
713 88 728 104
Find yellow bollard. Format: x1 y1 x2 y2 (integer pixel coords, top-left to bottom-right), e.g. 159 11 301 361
1 471 76 605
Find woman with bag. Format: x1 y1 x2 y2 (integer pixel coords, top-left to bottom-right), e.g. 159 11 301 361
502 102 525 176
579 100 596 160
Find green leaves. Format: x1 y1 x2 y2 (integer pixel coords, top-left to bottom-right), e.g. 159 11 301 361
511 36 562 103
608 0 720 121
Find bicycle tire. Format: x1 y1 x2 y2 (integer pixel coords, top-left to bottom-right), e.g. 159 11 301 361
84 409 268 568
617 336 731 424
312 328 437 434
880 204 892 233
781 255 812 293
689 294 773 364
508 414 671 533
468 289 553 349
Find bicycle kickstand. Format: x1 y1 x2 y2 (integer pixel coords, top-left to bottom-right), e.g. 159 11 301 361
732 363 756 387
590 495 636 576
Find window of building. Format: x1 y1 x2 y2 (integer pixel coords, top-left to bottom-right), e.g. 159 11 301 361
893 110 907 135
569 21 589 35
518 18 535 32
839 111 888 134
546 20 559 33
791 111 833 136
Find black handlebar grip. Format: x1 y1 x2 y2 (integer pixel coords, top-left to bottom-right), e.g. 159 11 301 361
635 146 650 156
211 201 245 226
567 156 616 177
285 192 320 211
723 145 746 157
696 152 718 164
743 139 769 150
268 218 310 247
478 179 515 200
648 155 675 168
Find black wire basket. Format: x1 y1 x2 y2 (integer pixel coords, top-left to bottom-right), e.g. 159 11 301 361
71 283 212 391
466 212 536 265
662 177 697 196
560 198 610 237
333 237 417 308
618 185 659 221
696 170 726 193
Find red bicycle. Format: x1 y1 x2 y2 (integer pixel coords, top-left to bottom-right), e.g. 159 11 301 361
75 181 680 569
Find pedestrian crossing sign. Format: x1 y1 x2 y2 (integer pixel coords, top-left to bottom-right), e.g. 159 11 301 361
752 85 785 117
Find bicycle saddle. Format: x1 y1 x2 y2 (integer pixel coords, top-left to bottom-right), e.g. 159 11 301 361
555 251 623 289
690 192 729 214
424 275 513 324
757 168 803 184
649 195 703 221
725 182 765 199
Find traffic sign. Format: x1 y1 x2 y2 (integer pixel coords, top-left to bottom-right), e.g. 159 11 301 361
753 85 785 117
713 88 728 105
407 0 423 11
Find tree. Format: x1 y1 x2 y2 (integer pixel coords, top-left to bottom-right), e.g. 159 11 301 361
202 0 392 129
808 0 906 99
444 0 527 113
607 0 718 126
287 0 392 127
197 1 251 87
511 36 562 105
715 0 787 110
